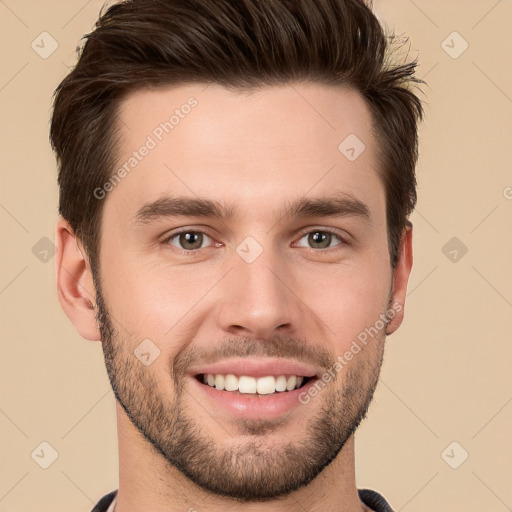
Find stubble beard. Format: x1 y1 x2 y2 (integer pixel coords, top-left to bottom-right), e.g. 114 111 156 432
94 278 386 502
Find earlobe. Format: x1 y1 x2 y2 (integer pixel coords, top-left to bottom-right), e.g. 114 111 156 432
55 218 101 341
385 222 413 336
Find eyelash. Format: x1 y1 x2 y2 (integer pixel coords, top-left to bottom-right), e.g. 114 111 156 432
161 228 349 254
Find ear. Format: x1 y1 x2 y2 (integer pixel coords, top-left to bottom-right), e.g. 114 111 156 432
55 218 101 341
386 221 413 336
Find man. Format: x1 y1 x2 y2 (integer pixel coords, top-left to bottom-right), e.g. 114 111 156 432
51 0 424 510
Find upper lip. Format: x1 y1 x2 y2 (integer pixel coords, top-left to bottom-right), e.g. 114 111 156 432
190 358 319 379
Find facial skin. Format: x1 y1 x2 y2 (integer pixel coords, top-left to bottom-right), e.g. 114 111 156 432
56 82 413 512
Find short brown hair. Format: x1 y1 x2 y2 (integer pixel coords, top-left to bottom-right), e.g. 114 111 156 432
50 0 425 275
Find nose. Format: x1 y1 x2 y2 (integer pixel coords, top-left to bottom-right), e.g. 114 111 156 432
215 246 302 339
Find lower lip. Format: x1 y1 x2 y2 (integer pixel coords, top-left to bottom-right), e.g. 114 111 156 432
190 376 317 420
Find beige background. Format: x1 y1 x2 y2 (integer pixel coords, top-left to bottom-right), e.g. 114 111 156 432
1 1 511 511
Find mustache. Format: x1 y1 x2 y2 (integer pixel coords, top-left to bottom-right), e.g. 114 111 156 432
172 334 335 381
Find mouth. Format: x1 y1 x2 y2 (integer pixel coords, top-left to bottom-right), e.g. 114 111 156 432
194 373 315 396
188 358 322 418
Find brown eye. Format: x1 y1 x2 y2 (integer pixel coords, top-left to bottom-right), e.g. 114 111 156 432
309 231 331 248
296 230 344 250
167 231 211 250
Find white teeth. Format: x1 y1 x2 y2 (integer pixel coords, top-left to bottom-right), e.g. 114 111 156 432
256 376 276 395
201 373 309 394
214 374 225 391
238 376 257 393
275 375 287 392
224 373 238 391
286 375 297 391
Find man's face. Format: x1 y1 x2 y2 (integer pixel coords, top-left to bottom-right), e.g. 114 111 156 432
95 83 395 500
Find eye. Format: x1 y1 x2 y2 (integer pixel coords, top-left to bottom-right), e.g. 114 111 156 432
165 231 214 251
295 230 345 250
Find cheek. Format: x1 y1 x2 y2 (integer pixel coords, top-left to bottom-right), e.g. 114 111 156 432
294 261 391 352
102 256 216 345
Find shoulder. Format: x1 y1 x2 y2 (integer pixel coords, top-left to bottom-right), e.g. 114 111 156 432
90 489 118 512
358 488 395 512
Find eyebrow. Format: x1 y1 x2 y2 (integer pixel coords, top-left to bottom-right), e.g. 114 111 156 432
130 193 371 226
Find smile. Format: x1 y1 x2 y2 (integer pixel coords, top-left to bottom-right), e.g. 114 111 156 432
197 373 311 395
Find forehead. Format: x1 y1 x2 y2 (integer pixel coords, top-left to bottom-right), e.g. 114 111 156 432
108 82 383 224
